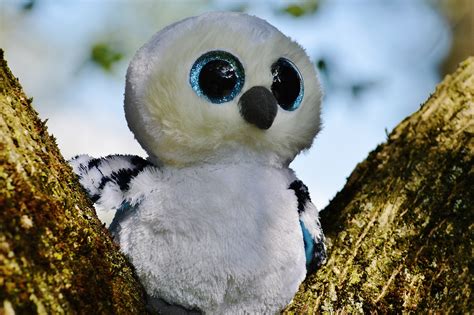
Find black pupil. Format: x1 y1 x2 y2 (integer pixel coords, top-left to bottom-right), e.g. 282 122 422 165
271 59 301 110
199 60 237 100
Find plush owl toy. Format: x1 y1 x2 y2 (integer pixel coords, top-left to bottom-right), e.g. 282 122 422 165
70 11 326 314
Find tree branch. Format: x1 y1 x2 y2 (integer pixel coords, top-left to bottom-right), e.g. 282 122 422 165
286 57 473 313
0 49 147 314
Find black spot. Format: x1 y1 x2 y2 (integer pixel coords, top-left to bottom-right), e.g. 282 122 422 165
130 155 153 168
107 156 152 192
98 176 111 190
289 180 311 214
111 169 139 191
307 241 327 274
88 157 103 170
91 194 100 203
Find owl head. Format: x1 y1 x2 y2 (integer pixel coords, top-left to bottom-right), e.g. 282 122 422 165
125 12 322 167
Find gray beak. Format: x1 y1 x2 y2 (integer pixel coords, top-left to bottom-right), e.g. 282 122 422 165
238 86 277 130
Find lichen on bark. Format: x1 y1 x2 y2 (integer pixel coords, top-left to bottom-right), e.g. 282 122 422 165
0 50 147 314
285 57 473 313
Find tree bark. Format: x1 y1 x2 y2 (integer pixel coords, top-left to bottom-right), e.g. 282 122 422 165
0 48 472 314
285 57 473 313
0 50 147 314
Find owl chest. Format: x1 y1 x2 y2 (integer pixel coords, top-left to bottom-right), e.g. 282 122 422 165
120 165 307 311
144 166 300 240
128 165 304 261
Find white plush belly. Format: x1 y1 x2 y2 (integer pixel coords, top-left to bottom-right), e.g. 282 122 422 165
118 165 307 314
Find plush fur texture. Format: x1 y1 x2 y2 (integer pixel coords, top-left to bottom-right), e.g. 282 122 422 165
70 12 326 314
125 11 322 167
122 162 308 314
70 154 325 314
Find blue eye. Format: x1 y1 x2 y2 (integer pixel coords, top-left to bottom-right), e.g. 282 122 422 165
271 58 304 111
190 51 245 104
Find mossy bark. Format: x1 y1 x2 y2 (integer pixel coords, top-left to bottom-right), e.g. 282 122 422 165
286 57 474 313
0 50 147 314
1 48 472 314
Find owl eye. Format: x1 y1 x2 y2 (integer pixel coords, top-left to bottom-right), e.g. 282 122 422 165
190 51 245 104
271 58 304 111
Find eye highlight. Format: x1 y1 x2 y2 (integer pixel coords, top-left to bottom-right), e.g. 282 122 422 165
190 51 245 104
271 58 304 111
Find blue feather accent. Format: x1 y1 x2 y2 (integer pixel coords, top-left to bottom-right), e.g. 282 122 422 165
299 220 314 267
109 201 138 240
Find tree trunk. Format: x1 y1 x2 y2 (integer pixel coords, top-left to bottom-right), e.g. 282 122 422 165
1 48 472 313
0 50 147 314
285 57 473 313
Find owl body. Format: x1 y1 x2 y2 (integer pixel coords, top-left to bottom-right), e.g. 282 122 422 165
70 11 326 314
115 160 306 313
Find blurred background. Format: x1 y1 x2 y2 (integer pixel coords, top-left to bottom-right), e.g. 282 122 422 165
0 0 472 210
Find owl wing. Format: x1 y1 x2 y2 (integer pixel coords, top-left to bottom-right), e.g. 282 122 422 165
289 180 327 274
69 154 153 211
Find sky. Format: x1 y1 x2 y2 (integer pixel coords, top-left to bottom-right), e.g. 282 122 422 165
0 0 451 210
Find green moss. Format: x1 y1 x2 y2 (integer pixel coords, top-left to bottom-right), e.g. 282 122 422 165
0 50 146 313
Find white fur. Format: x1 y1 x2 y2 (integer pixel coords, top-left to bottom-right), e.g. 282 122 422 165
70 154 145 210
125 11 322 167
111 11 326 313
117 160 307 314
70 154 103 196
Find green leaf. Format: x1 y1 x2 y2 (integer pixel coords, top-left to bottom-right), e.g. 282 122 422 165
284 5 306 17
90 43 123 71
282 0 320 17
